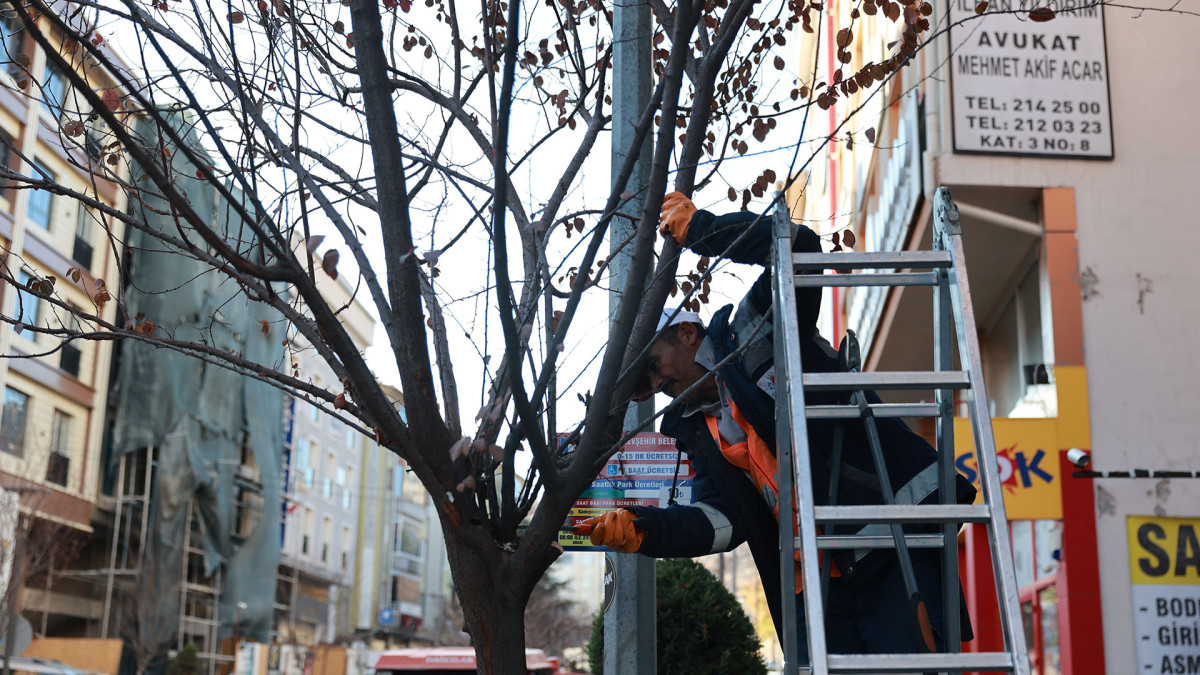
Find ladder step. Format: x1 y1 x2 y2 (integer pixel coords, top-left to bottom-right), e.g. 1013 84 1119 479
792 250 953 271
814 505 992 525
802 371 970 392
795 271 938 288
806 402 943 419
811 533 944 550
822 652 1017 673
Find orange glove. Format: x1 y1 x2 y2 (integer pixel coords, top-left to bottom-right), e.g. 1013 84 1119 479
659 191 696 243
581 509 645 553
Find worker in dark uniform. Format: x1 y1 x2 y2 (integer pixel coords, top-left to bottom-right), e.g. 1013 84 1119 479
583 192 975 659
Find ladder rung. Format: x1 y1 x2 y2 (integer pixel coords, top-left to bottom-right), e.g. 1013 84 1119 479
812 533 944 549
795 271 938 288
805 402 942 419
813 505 992 525
802 371 970 391
792 250 953 271
823 652 1016 673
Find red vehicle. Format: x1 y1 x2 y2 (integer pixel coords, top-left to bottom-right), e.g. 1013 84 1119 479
374 648 558 675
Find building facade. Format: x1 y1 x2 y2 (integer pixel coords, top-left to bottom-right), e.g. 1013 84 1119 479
276 271 376 646
789 2 1199 673
0 2 126 639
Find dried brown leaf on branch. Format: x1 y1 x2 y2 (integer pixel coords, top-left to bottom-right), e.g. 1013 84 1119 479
322 248 339 279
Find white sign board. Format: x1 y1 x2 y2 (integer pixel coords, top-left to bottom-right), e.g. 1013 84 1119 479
948 0 1114 158
1128 516 1200 675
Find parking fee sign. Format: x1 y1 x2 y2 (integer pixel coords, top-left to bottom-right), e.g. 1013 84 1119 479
559 433 694 551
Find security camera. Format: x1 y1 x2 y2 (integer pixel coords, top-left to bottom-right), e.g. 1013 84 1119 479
1067 448 1091 468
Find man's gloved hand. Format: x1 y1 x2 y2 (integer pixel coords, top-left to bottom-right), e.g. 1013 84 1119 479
659 191 696 244
581 509 645 553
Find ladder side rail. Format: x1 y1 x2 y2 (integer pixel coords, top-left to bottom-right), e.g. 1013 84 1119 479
773 199 828 675
935 187 1031 675
933 209 962 653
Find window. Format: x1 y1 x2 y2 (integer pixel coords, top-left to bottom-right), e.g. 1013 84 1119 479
341 526 351 570
26 159 54 229
295 438 313 490
321 517 332 563
0 386 28 457
301 507 313 556
73 207 95 269
344 423 356 450
399 520 425 558
14 271 40 331
0 5 24 77
0 129 12 191
401 468 426 506
42 62 65 113
323 452 335 499
342 467 354 511
45 409 71 485
983 259 1052 417
1015 519 1062 674
59 333 81 377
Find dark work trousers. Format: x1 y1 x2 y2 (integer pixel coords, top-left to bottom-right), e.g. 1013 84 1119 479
794 548 947 664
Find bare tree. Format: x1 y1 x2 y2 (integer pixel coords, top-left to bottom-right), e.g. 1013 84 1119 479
0 0 959 669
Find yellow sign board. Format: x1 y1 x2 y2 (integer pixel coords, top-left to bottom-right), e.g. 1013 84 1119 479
1127 516 1200 673
953 417 1062 520
1129 515 1200 586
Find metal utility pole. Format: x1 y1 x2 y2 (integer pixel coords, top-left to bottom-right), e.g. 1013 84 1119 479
606 0 655 672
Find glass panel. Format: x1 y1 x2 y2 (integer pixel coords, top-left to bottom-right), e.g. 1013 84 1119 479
26 160 54 229
42 62 65 112
1 386 28 457
1039 586 1060 675
1035 519 1062 580
0 5 23 76
46 409 71 486
1012 520 1035 589
14 271 40 329
402 469 425 505
400 520 425 557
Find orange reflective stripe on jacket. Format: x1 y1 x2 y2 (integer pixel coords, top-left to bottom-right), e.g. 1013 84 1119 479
705 400 838 592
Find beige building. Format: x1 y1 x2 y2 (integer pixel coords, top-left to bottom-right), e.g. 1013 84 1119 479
0 3 127 631
276 269 377 645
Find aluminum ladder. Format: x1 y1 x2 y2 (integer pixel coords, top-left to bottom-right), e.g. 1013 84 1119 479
770 187 1029 674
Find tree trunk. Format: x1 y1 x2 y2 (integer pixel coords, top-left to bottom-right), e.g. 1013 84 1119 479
447 536 532 675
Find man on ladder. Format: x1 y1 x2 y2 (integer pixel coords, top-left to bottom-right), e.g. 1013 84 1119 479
582 192 976 662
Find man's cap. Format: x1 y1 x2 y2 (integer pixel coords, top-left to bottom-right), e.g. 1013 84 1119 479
656 308 702 331
631 309 704 402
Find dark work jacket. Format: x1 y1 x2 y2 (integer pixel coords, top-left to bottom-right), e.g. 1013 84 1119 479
627 208 977 640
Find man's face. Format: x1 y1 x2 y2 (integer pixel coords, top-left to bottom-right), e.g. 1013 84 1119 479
645 323 712 403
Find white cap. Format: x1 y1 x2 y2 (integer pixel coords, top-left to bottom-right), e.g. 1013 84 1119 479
656 308 702 331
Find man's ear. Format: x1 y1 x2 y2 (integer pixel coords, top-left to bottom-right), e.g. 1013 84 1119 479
677 321 699 346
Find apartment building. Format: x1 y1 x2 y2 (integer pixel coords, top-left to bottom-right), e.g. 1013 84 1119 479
788 2 1199 673
0 2 126 633
275 270 375 645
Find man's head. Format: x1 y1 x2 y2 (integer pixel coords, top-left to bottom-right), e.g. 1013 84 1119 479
633 310 717 404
